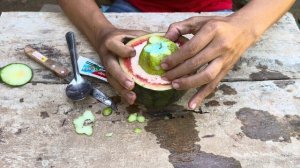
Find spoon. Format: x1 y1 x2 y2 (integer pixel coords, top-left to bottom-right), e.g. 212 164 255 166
65 32 93 101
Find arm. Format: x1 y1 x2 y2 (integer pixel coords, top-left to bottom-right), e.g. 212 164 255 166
229 0 295 40
58 0 146 104
163 0 295 109
58 0 113 49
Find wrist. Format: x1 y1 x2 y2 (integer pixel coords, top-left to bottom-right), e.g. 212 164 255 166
226 13 261 42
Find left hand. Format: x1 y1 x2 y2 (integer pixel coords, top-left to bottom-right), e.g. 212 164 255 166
162 16 259 110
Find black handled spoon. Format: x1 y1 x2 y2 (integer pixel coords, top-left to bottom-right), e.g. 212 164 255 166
65 32 93 101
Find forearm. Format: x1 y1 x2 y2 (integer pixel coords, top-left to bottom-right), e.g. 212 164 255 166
58 0 114 48
229 0 295 39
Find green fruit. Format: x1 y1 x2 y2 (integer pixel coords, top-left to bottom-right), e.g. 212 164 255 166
139 36 178 75
119 33 188 109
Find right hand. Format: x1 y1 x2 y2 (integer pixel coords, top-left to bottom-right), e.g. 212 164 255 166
96 27 147 104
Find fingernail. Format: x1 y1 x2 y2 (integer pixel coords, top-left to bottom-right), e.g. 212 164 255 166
190 103 197 110
161 63 168 70
130 50 136 57
172 82 179 89
161 76 168 81
125 80 134 89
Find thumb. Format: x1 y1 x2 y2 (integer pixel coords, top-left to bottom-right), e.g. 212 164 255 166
165 20 193 42
165 16 213 41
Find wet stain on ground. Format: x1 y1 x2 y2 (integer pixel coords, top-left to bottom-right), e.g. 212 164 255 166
15 129 22 135
39 29 54 34
256 64 268 70
205 100 220 107
202 134 215 138
61 119 67 127
29 44 63 58
145 105 241 168
284 115 300 140
273 80 295 89
275 59 283 66
232 63 241 71
42 73 57 80
196 107 210 114
236 108 300 142
223 101 237 106
40 111 50 119
249 67 290 80
218 84 237 95
0 128 5 143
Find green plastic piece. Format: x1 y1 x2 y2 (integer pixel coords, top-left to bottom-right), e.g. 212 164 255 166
137 115 145 123
139 36 178 76
102 107 112 116
73 110 95 136
105 133 113 137
134 128 142 134
127 113 138 123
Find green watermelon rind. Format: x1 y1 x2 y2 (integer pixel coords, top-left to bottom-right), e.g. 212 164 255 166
119 33 189 108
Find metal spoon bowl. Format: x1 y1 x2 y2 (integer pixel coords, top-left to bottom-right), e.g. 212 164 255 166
65 32 93 101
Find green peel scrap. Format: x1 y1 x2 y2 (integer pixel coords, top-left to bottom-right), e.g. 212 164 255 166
137 115 145 123
105 132 113 137
102 107 113 116
134 127 142 134
73 110 95 136
127 113 138 123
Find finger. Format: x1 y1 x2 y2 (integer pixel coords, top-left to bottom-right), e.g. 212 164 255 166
165 20 193 42
161 23 217 70
165 16 210 41
106 39 136 58
171 58 223 90
163 42 222 80
106 30 148 58
107 73 136 105
188 67 230 110
105 54 135 90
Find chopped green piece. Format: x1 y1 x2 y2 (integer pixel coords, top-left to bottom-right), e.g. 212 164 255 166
105 132 113 137
102 107 113 116
127 113 138 123
73 110 95 136
137 115 145 123
134 127 142 134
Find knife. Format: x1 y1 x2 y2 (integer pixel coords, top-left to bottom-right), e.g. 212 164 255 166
24 46 117 110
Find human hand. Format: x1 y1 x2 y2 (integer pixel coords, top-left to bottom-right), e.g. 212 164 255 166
162 16 259 109
96 27 146 104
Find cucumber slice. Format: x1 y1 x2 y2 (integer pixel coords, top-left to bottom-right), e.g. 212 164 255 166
0 63 33 87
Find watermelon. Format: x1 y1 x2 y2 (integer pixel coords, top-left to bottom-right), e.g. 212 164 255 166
119 33 188 108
